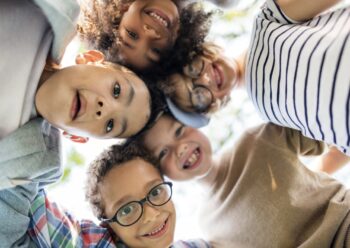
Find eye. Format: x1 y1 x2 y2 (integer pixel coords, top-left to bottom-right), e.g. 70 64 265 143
106 119 114 133
152 47 161 55
126 28 138 40
150 187 163 198
175 125 185 138
119 205 134 217
159 148 169 161
113 82 121 98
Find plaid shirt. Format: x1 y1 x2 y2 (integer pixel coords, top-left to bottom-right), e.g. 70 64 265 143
28 190 210 248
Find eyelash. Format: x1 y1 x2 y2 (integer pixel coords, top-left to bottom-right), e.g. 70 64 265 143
126 28 138 40
106 119 114 133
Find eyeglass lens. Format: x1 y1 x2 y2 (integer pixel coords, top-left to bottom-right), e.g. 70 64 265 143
116 183 172 226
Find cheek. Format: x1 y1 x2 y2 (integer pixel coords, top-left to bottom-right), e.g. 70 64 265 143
111 224 139 244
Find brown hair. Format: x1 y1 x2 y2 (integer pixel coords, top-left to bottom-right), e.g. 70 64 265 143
85 141 161 219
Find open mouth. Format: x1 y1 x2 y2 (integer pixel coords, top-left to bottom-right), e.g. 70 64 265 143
143 218 169 239
212 64 223 90
71 91 81 121
146 9 170 28
183 148 202 170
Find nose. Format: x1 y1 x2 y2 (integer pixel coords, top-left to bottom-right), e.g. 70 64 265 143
176 143 188 159
142 203 161 223
95 100 104 119
196 68 211 87
143 24 161 39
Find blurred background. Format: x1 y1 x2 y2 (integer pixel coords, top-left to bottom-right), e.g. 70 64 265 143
51 0 350 241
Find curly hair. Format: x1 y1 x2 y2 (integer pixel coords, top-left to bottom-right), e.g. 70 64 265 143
85 141 161 219
77 0 213 73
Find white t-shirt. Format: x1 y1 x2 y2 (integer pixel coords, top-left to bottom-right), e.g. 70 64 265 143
246 0 350 155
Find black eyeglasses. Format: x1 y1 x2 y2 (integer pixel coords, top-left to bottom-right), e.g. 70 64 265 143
99 182 173 227
183 57 214 113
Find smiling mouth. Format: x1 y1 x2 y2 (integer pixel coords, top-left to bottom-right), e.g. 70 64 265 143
183 148 201 170
212 64 223 90
71 91 81 121
146 9 170 28
143 218 169 238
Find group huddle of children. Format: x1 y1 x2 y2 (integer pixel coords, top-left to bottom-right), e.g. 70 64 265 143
1 0 350 247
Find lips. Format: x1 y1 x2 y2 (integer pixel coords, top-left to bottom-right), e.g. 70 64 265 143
71 92 81 120
146 9 171 28
143 218 169 239
182 148 202 170
212 63 224 90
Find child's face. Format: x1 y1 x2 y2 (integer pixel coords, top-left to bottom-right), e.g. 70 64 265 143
35 64 150 139
169 43 239 113
118 0 180 70
100 158 176 248
142 115 213 181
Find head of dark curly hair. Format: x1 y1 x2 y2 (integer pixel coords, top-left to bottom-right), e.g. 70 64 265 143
78 1 213 73
85 141 161 219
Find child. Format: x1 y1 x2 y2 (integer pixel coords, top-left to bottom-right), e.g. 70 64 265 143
1 0 153 141
0 141 209 248
159 1 350 156
136 113 350 247
78 0 213 72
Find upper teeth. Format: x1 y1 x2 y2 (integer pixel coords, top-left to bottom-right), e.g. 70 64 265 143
184 149 200 169
149 12 168 27
147 222 165 236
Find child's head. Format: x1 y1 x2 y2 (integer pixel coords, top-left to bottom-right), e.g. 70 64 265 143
86 142 176 248
35 50 151 139
160 42 242 114
136 113 213 181
78 0 212 71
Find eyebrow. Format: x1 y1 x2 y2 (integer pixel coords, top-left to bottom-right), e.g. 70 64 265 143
125 77 135 107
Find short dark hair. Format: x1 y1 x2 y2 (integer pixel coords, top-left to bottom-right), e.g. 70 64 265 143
85 141 160 219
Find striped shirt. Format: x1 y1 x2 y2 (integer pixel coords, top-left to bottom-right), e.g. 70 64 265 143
28 190 210 248
246 0 350 155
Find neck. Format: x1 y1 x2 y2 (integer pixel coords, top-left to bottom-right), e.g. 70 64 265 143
196 158 220 187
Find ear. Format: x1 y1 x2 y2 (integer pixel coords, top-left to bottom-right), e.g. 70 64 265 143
75 50 105 65
62 131 89 143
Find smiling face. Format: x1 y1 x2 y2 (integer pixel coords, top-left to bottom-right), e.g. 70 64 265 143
118 0 180 70
35 64 151 139
100 158 176 248
168 43 240 113
142 115 212 181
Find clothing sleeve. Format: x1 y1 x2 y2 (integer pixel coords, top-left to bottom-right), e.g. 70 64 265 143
0 118 62 189
0 118 62 247
260 0 299 24
256 123 325 156
28 190 117 248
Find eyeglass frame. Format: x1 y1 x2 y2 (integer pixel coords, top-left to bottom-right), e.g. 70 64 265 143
183 57 215 113
99 181 173 227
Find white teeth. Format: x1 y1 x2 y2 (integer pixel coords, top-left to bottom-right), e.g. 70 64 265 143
149 12 168 27
147 222 165 236
184 149 200 169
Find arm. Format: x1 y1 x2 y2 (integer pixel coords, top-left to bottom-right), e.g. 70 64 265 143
313 146 350 174
0 118 62 247
276 0 341 21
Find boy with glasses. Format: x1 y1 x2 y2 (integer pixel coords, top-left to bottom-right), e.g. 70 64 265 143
0 140 208 247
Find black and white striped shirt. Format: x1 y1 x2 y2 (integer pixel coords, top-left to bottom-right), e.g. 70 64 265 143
246 0 350 155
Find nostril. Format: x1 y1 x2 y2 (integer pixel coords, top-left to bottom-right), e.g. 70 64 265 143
96 111 101 116
98 101 103 107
